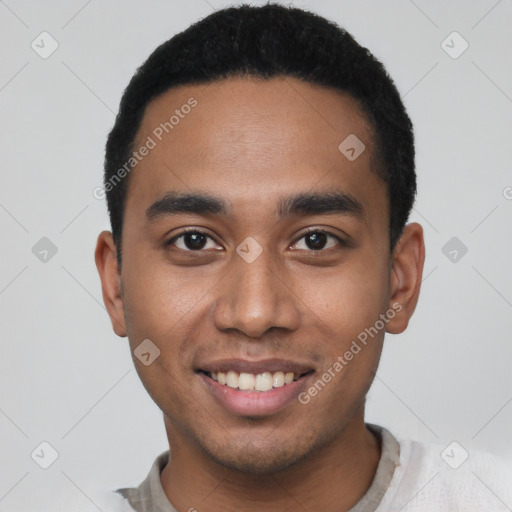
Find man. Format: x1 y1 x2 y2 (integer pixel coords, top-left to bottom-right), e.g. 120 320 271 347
91 4 511 511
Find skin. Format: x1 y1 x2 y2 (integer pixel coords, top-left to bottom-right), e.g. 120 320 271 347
96 76 425 512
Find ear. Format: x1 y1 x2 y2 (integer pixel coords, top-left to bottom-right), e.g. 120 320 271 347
94 231 127 337
386 222 425 334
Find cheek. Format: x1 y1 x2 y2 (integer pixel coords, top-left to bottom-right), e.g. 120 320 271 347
121 257 214 341
120 260 222 402
120 271 204 411
296 260 389 342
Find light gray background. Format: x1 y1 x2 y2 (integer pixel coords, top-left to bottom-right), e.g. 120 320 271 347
1 0 511 510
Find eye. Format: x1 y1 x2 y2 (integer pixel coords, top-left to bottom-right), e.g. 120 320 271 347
292 229 342 251
166 229 221 251
166 228 343 253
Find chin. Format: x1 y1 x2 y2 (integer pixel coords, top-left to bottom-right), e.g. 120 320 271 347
199 428 320 475
210 446 305 474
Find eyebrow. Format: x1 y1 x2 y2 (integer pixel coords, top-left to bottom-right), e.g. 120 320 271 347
145 190 364 222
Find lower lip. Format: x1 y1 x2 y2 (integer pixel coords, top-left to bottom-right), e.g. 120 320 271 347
199 372 312 417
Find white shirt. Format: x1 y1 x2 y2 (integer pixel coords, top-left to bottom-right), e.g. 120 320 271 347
52 424 512 511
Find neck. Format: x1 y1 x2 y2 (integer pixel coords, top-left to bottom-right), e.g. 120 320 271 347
161 412 380 512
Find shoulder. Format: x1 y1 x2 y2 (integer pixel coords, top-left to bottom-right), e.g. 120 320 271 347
379 433 512 511
50 451 171 512
52 486 136 511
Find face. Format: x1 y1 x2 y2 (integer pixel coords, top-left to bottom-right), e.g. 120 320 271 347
96 76 423 474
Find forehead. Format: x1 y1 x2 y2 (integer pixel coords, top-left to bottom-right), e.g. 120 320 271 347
136 76 373 162
126 76 385 224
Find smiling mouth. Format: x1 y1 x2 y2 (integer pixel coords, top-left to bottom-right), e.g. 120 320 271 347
199 370 312 392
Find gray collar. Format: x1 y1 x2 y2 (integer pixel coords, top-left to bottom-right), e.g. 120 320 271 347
117 423 400 512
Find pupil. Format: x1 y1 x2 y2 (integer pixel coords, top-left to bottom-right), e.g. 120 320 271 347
185 232 207 250
306 232 326 250
183 232 328 250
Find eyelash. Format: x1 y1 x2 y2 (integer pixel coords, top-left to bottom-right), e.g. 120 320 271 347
165 228 344 252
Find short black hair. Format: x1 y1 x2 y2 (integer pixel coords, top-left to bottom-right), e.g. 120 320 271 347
104 3 415 267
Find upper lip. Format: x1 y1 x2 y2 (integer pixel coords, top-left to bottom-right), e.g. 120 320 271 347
196 358 315 376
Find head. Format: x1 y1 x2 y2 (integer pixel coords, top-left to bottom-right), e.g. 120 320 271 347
96 4 424 474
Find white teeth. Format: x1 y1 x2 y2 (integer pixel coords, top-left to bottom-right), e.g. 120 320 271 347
273 371 285 388
207 370 302 392
226 371 239 389
238 372 255 390
255 372 273 391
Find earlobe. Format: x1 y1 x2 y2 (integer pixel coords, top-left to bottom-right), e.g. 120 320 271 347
386 223 425 335
94 231 127 337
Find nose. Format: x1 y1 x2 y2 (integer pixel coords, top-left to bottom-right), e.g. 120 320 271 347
213 248 301 338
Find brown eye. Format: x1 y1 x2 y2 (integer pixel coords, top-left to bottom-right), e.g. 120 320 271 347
167 230 220 251
292 230 342 251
